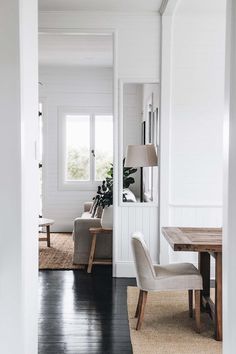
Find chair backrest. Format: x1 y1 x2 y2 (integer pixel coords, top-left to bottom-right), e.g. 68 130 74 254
131 232 156 289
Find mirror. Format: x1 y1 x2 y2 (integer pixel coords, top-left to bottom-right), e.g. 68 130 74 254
120 81 160 204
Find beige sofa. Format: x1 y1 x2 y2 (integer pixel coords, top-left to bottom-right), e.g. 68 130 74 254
73 202 112 265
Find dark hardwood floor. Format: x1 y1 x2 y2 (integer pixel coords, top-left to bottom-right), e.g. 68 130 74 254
39 266 136 354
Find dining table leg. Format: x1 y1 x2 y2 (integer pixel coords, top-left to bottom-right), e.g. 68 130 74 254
198 252 210 309
215 252 222 341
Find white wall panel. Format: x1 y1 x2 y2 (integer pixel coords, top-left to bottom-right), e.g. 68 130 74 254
116 205 158 277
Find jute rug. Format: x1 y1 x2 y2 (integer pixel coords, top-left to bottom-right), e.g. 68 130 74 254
127 287 222 354
39 233 85 270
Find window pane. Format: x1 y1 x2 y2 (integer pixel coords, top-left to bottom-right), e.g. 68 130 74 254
66 115 90 181
95 115 113 181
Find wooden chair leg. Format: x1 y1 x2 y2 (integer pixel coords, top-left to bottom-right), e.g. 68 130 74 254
135 290 143 318
188 290 193 318
195 290 201 333
136 290 148 330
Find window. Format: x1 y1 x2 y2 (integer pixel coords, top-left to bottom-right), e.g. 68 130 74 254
59 109 113 189
66 115 90 181
95 115 113 181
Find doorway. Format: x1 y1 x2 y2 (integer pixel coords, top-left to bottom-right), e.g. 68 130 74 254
38 30 116 271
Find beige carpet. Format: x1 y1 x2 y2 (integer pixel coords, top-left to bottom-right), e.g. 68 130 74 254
127 287 222 354
39 233 85 270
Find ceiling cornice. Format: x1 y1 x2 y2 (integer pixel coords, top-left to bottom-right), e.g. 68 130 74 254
159 0 169 15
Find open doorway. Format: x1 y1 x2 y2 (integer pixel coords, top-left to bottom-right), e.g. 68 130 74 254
38 32 114 271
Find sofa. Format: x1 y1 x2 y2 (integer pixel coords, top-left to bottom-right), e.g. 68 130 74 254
73 202 112 265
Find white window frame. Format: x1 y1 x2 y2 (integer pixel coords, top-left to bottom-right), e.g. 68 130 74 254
58 106 113 191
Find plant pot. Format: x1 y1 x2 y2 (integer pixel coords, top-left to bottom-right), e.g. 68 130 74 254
101 206 113 229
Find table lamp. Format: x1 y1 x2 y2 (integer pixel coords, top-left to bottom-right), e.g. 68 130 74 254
125 144 158 202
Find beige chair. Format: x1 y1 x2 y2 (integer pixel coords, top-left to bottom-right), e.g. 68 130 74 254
131 232 203 331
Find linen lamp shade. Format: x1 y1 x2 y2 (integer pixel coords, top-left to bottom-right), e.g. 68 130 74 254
125 144 158 168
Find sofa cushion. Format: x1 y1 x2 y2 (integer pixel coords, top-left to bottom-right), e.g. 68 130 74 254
81 212 92 219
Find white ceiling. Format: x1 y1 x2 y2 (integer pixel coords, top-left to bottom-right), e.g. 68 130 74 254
39 34 113 67
38 0 163 12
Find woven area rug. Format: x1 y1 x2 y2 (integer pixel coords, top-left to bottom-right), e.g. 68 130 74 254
127 287 222 354
39 233 85 270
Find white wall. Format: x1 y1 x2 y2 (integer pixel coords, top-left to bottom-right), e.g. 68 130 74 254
0 0 38 353
160 1 226 270
39 66 113 231
39 11 160 79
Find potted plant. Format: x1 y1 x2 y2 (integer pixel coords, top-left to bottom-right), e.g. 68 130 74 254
95 180 113 229
105 159 137 202
94 159 137 228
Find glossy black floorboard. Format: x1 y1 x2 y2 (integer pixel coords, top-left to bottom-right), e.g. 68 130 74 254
39 267 136 354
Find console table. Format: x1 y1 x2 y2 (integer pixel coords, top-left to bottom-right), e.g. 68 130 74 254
87 227 112 273
38 218 55 247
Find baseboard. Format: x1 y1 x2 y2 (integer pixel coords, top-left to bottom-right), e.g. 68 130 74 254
114 261 136 278
49 225 73 233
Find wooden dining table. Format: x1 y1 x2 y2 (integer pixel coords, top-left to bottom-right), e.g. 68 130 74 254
161 227 222 341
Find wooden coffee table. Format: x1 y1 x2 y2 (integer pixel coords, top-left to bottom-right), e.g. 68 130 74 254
39 218 55 247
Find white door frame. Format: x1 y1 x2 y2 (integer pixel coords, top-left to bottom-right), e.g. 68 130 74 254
38 28 118 277
223 0 236 351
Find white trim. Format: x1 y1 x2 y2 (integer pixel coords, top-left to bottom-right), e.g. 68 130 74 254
120 202 159 207
115 261 136 278
159 0 169 15
112 30 119 277
38 27 118 279
223 0 236 351
39 96 48 217
169 203 223 208
160 0 180 16
39 11 161 18
159 13 175 265
39 27 117 35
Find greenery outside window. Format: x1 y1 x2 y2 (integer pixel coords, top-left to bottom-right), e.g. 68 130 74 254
59 108 113 190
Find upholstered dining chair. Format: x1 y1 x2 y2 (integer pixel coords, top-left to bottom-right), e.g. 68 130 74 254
131 232 203 331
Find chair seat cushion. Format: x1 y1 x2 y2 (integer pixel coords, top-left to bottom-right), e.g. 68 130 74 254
152 263 203 291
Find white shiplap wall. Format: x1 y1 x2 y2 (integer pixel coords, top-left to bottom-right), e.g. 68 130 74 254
115 205 158 277
39 66 113 231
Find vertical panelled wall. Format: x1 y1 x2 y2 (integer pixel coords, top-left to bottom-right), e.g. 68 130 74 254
39 11 161 275
39 66 113 231
161 0 226 271
117 206 158 276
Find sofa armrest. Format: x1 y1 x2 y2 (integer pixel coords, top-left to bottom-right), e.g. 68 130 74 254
74 217 101 233
84 202 93 212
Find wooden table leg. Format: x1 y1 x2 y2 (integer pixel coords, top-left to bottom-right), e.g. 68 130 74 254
198 252 210 309
46 225 51 247
215 252 222 341
87 234 97 273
